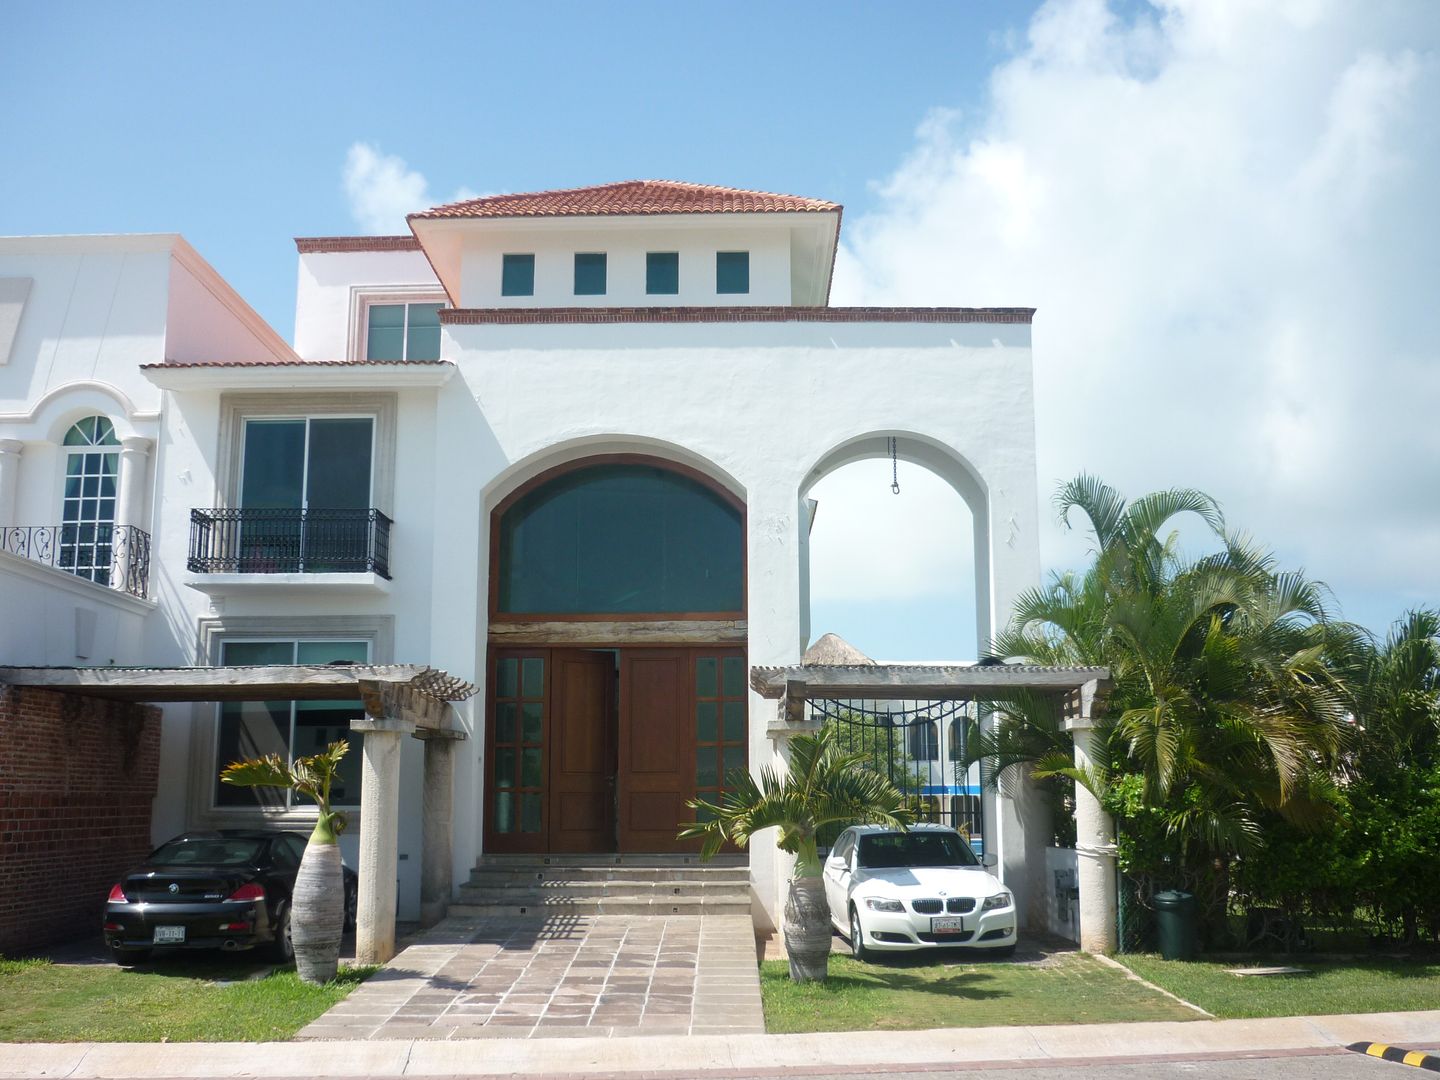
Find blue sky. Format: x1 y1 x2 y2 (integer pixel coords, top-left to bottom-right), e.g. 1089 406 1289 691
5 1 1438 661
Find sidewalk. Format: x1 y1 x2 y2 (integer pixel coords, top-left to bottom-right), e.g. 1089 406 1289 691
4 1010 1438 1079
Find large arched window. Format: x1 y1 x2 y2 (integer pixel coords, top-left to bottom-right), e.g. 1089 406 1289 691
495 461 743 616
60 416 119 584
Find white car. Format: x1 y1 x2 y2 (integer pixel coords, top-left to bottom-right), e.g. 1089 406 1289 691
823 824 1018 960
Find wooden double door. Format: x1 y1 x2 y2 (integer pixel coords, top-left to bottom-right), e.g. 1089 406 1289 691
486 646 747 853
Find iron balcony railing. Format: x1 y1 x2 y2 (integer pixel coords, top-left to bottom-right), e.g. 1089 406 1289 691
187 507 392 578
0 523 152 598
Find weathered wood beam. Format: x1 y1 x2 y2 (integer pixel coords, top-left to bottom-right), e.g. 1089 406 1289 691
488 619 747 646
750 664 1112 701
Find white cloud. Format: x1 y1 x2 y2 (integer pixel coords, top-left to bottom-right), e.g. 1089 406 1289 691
341 143 487 234
833 0 1440 630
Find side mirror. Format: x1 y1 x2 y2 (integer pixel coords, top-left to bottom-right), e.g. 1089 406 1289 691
982 853 998 868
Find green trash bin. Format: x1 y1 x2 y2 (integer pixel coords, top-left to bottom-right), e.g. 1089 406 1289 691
1153 890 1197 960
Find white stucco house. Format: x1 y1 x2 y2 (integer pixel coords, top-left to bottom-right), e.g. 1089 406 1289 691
1 181 1118 960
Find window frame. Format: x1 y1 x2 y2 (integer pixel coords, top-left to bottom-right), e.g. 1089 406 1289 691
189 615 394 827
573 252 607 297
501 253 536 297
645 251 679 296
488 453 747 623
58 415 120 585
716 251 750 295
363 301 444 362
237 414 377 511
346 286 447 363
217 393 397 517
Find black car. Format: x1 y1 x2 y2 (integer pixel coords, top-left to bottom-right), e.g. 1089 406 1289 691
103 830 358 964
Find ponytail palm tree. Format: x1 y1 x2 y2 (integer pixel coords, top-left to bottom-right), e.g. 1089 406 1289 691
681 727 914 982
221 739 350 985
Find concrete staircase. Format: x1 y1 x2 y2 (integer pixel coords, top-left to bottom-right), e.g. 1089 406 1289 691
448 853 752 918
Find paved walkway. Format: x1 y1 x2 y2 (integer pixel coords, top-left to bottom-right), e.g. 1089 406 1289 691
296 913 763 1040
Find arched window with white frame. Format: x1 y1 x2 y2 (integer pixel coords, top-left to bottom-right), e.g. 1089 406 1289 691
60 415 119 584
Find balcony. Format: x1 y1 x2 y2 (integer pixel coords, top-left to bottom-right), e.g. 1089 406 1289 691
187 508 392 582
0 524 152 598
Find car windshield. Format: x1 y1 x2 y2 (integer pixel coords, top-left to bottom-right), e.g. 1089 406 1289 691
856 831 978 870
149 838 267 867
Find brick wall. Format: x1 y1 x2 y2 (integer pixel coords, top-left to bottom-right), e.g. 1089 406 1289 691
0 685 161 954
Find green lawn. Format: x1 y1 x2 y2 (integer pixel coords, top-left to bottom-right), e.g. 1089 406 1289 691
1119 954 1440 1019
0 955 376 1042
761 951 1202 1033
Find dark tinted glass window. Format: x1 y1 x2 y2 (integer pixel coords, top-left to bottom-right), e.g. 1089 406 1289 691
270 836 300 870
406 303 443 360
151 838 268 866
498 464 743 614
646 252 679 295
716 251 749 294
857 831 978 869
502 254 535 297
574 253 607 296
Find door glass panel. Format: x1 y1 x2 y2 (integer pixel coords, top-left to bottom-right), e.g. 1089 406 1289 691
494 748 515 788
521 793 542 833
522 658 545 698
522 702 543 742
695 749 718 789
495 792 514 833
722 746 745 778
496 702 516 742
696 657 717 697
723 701 745 741
521 747 543 787
497 658 517 698
696 702 717 742
722 657 745 697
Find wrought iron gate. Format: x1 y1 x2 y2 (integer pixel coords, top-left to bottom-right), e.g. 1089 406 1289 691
810 697 985 854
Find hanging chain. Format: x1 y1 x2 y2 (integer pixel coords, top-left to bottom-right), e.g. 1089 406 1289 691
889 437 901 495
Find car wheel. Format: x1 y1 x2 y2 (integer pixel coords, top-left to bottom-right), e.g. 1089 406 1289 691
849 906 871 962
268 903 294 963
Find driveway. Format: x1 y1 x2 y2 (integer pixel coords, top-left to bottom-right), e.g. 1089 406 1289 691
296 913 764 1040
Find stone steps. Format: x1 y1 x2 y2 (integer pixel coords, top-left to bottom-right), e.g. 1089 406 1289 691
450 854 752 919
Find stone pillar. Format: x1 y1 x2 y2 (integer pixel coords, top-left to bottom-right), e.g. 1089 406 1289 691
417 731 460 927
352 715 413 965
0 439 22 525
1067 694 1118 955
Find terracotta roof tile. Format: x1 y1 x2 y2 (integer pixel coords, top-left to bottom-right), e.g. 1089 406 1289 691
410 180 840 220
294 236 421 253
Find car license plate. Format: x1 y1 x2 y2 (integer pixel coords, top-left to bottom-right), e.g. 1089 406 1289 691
930 916 966 935
153 925 185 944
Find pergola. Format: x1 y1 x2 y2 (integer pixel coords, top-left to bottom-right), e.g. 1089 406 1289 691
750 661 1119 954
0 663 476 964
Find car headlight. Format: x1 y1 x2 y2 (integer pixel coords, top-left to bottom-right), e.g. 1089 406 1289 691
982 891 1013 911
864 897 905 913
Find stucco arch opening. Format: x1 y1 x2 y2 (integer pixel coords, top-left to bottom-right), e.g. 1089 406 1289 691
800 431 993 657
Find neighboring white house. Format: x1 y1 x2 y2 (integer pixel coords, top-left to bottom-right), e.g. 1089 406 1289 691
0 181 1044 934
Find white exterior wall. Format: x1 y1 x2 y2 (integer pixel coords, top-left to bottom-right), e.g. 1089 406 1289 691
293 250 442 361
455 223 792 308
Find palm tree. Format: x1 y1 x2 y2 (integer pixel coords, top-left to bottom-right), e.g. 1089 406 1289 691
680 727 914 982
220 739 350 984
967 476 1352 933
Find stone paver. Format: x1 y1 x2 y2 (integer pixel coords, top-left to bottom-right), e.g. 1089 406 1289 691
296 913 764 1040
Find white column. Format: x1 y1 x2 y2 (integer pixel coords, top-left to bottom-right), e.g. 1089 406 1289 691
353 716 413 964
1068 711 1118 954
0 439 22 525
418 731 460 927
115 436 152 530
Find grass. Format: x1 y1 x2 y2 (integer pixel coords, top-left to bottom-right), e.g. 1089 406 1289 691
1119 954 1440 1019
0 954 377 1042
761 951 1203 1033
